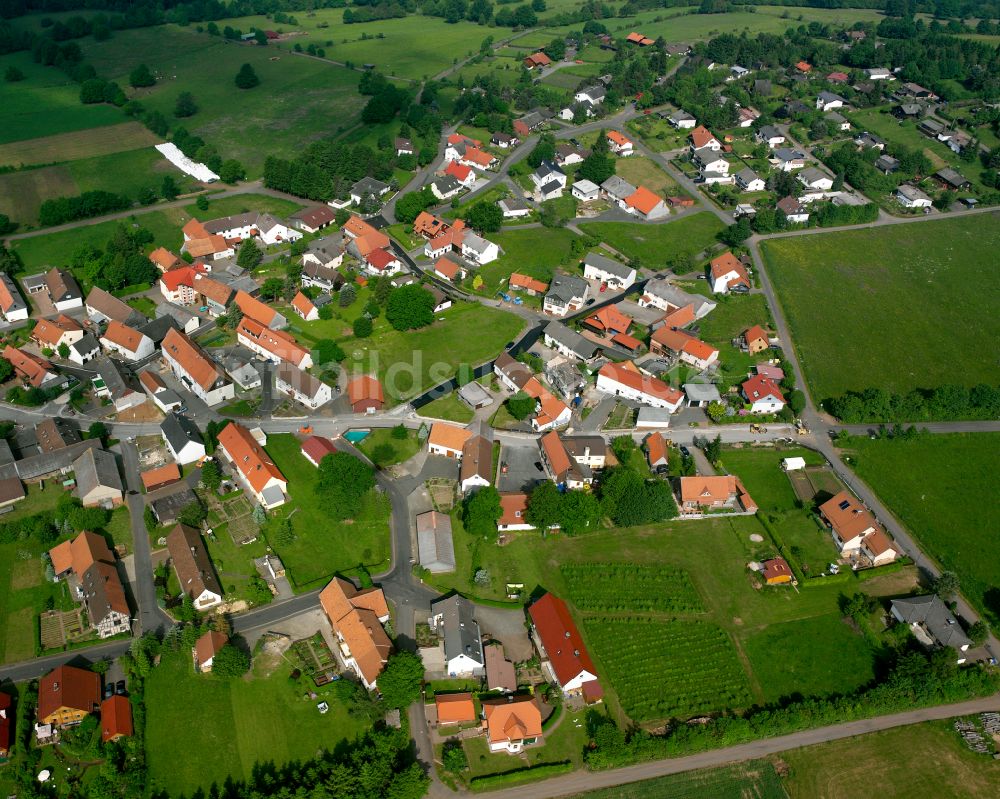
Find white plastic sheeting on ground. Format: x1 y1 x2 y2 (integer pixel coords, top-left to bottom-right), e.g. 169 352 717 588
155 143 219 182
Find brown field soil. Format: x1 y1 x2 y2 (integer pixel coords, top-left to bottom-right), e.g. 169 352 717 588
0 121 162 165
0 165 76 222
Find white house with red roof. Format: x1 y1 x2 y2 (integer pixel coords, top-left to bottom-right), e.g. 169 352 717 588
741 374 786 414
709 252 751 294
291 292 318 322
606 130 633 157
363 248 402 276
444 161 476 188
528 593 602 702
596 361 684 412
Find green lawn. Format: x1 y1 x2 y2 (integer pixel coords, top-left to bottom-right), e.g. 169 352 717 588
782 720 1000 799
847 433 1000 621
479 227 580 295
263 434 391 589
690 292 774 388
743 614 877 704
145 650 369 796
762 214 1000 400
418 391 476 423
187 194 304 221
358 427 421 468
0 484 82 663
614 156 682 198
579 213 725 268
347 302 524 403
564 760 788 799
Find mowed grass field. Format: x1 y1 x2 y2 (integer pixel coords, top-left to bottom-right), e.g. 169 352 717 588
780 720 1000 798
580 213 725 266
762 215 1000 400
145 651 368 796
0 121 160 165
254 434 391 589
847 433 1000 622
0 51 128 144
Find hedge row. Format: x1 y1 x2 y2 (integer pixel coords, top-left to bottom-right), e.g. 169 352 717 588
469 762 573 792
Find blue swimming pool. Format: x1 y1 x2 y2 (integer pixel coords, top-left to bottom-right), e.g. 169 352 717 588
343 429 371 443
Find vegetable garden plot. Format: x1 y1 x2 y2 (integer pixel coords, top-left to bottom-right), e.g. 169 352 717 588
583 617 753 721
560 563 705 615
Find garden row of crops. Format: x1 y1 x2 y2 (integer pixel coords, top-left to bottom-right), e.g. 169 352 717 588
583 617 754 721
560 563 705 615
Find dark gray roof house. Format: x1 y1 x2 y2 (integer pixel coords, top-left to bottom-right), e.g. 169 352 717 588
890 595 972 657
583 252 633 281
430 594 485 675
150 486 199 525
544 321 599 360
351 176 390 199
545 273 589 308
601 175 637 202
15 439 101 481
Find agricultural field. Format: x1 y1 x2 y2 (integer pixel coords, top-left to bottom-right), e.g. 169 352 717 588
263 434 392 589
0 121 161 166
545 5 887 40
846 433 1000 621
427 503 914 726
580 213 725 267
583 617 754 721
761 214 1000 400
781 720 1000 798
560 563 704 614
567 760 789 799
146 650 369 796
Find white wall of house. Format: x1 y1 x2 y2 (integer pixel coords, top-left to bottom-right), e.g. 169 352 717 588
101 334 154 362
276 377 332 410
596 373 683 411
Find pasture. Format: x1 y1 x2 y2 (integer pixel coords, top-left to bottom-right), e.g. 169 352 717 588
78 26 365 175
743 614 877 704
145 651 368 796
846 433 1000 622
0 51 127 144
613 156 682 198
579 213 725 267
761 214 1000 400
781 720 1000 798
546 5 886 40
262 434 392 589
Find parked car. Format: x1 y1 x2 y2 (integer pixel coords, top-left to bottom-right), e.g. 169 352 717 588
115 680 127 696
103 684 114 700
